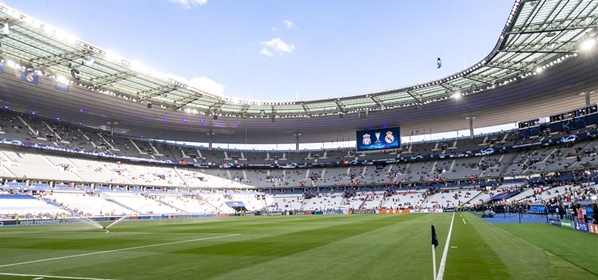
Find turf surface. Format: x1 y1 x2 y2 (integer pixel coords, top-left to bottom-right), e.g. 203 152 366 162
0 213 596 279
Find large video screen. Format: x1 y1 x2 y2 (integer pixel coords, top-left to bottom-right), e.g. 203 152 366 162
356 127 401 152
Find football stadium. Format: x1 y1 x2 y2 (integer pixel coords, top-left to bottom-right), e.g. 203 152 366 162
0 0 597 279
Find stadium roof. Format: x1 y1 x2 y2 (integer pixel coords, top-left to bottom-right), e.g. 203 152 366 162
1 0 597 145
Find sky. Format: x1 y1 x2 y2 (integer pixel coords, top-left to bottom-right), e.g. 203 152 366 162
2 0 515 102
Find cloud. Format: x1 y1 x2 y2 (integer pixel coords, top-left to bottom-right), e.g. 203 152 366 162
259 48 274 57
262 37 295 54
167 74 224 96
168 0 207 9
283 20 296 29
189 77 224 96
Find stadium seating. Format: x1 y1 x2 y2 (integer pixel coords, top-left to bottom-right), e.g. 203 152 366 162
2 108 598 216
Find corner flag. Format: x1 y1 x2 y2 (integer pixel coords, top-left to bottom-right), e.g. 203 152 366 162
431 225 439 248
431 225 439 279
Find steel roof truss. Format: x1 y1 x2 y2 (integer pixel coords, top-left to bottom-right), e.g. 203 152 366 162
405 90 422 105
370 95 385 109
334 99 346 113
173 93 204 110
137 85 177 102
90 70 133 88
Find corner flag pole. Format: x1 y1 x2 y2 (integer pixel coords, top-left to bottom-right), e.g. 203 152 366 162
432 243 437 280
431 225 439 280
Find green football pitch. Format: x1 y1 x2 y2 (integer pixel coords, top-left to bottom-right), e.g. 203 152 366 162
0 213 596 280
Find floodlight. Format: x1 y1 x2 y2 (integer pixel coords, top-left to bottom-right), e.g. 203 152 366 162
535 66 543 73
580 37 596 51
55 75 68 85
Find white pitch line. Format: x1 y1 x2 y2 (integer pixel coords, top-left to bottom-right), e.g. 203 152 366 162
436 211 456 280
0 272 117 280
0 233 240 268
462 218 467 225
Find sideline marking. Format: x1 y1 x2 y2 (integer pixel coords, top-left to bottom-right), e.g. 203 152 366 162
0 272 116 280
436 211 456 280
0 234 240 268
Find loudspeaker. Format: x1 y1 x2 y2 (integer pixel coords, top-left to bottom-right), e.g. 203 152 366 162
70 68 80 80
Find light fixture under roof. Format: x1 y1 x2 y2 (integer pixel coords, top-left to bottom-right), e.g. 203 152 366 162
580 37 596 51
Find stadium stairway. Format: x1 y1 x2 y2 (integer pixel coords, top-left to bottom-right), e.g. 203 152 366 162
40 197 72 214
357 197 368 210
497 152 519 178
16 115 37 136
77 128 98 149
41 120 63 143
299 198 308 211
165 146 178 161
148 142 163 156
129 139 146 155
154 199 188 214
468 191 486 205
103 198 140 214
173 167 191 187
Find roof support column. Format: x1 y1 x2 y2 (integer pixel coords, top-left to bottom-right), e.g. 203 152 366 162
584 91 592 106
294 133 301 152
466 116 476 139
207 130 214 150
107 121 118 136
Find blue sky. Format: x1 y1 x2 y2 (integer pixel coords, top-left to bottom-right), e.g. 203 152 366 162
3 0 514 102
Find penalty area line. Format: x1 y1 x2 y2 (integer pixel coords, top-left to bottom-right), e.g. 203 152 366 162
0 233 240 268
0 272 116 280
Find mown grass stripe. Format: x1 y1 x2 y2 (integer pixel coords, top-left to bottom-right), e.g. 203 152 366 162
0 234 240 268
0 272 117 280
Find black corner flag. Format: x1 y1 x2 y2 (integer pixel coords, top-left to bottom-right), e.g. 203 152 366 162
431 225 439 248
431 225 439 279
